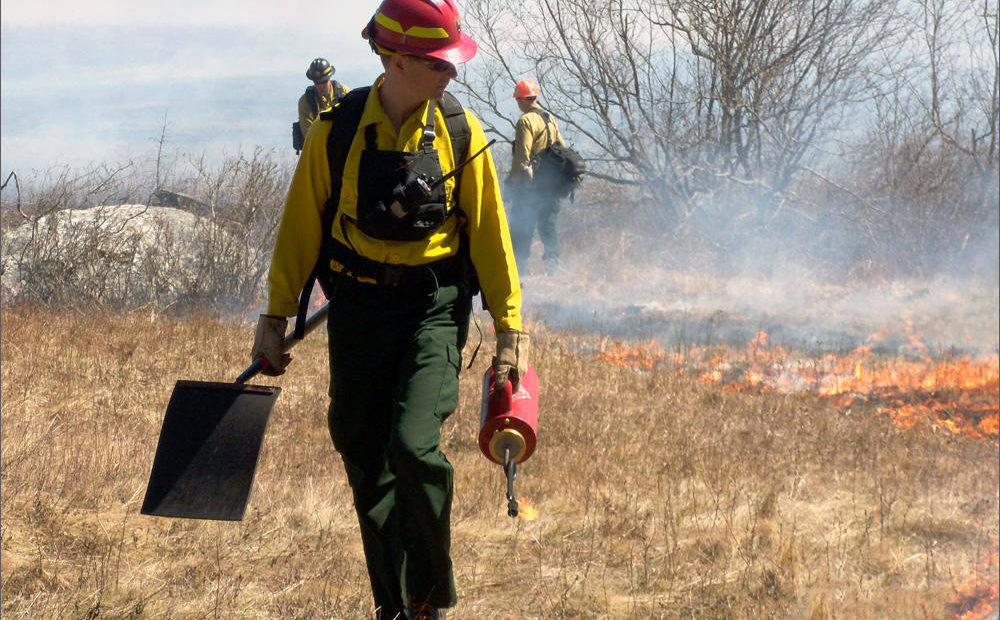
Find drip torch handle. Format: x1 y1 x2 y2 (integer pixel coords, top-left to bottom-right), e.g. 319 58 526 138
504 448 519 518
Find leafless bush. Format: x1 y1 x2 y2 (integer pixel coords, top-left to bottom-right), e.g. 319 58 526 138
0 162 143 229
0 148 291 312
167 147 290 310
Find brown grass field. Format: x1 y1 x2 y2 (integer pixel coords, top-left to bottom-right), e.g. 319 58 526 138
1 306 997 619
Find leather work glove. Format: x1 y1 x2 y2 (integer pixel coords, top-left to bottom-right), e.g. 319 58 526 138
493 330 530 392
252 314 291 376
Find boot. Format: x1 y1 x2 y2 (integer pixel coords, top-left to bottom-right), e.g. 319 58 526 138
408 598 446 620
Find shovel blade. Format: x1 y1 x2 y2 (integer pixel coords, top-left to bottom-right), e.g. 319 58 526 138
141 380 279 521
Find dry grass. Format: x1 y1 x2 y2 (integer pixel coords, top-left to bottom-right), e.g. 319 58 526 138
1 307 997 619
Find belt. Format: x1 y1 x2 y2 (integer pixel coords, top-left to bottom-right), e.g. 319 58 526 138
326 238 467 288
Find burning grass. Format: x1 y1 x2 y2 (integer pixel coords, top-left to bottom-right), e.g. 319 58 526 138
594 326 999 444
1 307 998 619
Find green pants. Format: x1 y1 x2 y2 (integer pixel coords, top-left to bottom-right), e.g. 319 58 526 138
507 183 562 268
326 274 471 618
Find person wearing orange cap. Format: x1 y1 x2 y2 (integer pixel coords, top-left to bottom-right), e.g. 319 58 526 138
251 1 526 618
507 79 567 276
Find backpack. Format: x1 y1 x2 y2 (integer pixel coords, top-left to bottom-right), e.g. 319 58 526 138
292 86 473 336
530 110 585 198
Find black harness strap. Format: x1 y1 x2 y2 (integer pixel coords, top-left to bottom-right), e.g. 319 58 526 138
293 87 371 338
440 93 470 166
304 85 319 117
326 237 468 287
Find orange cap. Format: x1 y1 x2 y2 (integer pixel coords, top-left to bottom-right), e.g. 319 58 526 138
514 79 540 99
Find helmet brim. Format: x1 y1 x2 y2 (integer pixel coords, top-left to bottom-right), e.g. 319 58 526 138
422 31 478 65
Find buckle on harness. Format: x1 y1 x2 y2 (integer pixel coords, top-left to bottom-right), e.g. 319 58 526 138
379 263 405 286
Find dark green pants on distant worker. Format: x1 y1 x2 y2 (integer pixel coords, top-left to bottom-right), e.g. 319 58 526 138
325 272 471 618
507 182 562 272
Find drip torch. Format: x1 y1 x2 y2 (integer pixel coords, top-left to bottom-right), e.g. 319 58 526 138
479 365 539 517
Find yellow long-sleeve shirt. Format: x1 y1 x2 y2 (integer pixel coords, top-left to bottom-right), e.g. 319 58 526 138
509 105 565 181
297 81 351 139
269 78 522 333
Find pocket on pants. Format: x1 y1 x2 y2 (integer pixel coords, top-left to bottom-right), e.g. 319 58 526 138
434 343 461 422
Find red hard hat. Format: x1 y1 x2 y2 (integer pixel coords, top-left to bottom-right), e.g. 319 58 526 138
514 79 540 99
362 0 478 65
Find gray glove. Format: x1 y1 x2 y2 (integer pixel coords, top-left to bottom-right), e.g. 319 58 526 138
493 330 529 391
252 314 291 376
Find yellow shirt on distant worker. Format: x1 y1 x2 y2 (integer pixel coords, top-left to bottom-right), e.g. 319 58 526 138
509 105 565 182
269 77 523 333
297 81 351 139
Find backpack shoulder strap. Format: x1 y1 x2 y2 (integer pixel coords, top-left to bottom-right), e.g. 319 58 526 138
439 91 470 164
438 91 471 213
323 86 371 203
436 92 482 300
293 86 370 338
304 85 319 116
533 109 553 148
320 86 370 254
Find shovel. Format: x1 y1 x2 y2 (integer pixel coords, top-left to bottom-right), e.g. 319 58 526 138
140 305 329 521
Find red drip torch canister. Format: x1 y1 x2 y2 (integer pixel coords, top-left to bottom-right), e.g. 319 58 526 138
479 365 539 465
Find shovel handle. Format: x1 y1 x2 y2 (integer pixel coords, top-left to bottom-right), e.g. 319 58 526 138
236 304 330 384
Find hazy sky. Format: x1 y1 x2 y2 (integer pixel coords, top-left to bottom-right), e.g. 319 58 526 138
1 0 385 175
3 0 370 27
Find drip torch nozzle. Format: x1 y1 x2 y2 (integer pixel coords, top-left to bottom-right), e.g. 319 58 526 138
504 447 518 518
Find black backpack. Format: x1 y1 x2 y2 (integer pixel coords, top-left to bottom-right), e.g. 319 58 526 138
531 110 585 198
292 86 473 336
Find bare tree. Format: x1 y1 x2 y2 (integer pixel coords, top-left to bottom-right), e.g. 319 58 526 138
837 0 999 277
459 0 902 230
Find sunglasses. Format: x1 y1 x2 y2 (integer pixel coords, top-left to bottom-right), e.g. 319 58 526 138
405 54 455 73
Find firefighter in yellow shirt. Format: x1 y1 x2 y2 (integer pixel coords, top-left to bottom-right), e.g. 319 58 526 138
507 79 566 275
294 58 350 151
252 1 526 618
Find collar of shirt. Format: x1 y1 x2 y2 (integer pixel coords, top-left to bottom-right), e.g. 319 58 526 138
359 75 437 152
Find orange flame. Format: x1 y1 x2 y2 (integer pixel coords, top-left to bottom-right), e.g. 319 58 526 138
517 497 539 522
935 545 999 620
594 328 999 442
595 338 664 370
